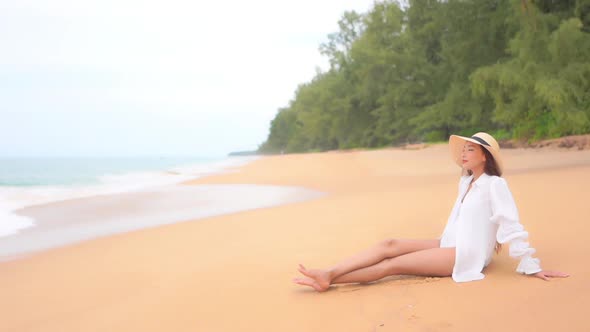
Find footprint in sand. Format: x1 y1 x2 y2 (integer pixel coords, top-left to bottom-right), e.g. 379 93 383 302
336 285 364 292
396 276 442 285
335 276 442 292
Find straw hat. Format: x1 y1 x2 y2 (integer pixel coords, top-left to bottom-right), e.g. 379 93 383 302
449 132 503 174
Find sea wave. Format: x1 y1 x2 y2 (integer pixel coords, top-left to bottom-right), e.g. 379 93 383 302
0 155 259 238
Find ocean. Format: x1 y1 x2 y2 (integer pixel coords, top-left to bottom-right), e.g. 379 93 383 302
0 155 258 238
0 155 326 260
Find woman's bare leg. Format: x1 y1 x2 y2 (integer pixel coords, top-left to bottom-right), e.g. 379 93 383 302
332 247 455 284
294 238 440 291
294 247 455 291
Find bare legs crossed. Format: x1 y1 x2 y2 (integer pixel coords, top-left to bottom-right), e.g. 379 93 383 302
293 239 455 292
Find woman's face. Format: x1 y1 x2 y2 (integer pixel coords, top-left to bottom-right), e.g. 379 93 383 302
461 142 486 172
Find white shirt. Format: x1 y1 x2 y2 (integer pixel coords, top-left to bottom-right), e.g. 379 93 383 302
439 173 543 282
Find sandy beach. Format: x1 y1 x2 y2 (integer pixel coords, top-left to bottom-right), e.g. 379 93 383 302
1 144 589 332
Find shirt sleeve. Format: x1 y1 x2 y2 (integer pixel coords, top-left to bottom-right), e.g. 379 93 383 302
489 177 543 275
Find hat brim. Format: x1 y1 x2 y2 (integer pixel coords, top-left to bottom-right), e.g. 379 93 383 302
449 135 503 174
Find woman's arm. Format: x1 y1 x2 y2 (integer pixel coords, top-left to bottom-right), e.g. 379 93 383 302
489 177 569 281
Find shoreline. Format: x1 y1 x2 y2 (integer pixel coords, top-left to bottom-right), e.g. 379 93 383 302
0 155 259 239
0 145 589 331
1 183 324 261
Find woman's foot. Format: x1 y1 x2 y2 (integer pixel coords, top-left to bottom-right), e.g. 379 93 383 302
292 277 329 292
293 264 332 292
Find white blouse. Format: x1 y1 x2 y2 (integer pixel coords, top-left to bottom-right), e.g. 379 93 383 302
439 173 543 282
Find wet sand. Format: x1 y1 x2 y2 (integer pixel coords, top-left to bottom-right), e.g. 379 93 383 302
0 144 589 331
2 184 323 260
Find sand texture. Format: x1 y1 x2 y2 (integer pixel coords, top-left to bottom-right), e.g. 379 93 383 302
0 144 588 331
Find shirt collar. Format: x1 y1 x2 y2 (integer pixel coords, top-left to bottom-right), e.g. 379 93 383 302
471 173 492 188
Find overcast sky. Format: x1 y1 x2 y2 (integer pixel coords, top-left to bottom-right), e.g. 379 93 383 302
0 0 375 157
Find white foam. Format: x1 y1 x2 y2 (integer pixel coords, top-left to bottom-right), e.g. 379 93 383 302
0 200 35 237
0 156 260 238
0 184 325 259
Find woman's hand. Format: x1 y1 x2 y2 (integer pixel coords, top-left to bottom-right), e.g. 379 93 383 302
531 270 570 281
494 242 502 254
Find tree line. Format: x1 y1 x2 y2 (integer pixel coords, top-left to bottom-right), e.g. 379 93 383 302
259 0 590 153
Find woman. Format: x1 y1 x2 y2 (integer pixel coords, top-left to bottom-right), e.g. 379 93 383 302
293 132 569 292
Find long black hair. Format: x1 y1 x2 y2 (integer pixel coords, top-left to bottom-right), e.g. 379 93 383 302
466 145 502 177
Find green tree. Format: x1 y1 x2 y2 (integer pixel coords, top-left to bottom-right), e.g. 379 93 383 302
259 0 590 154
